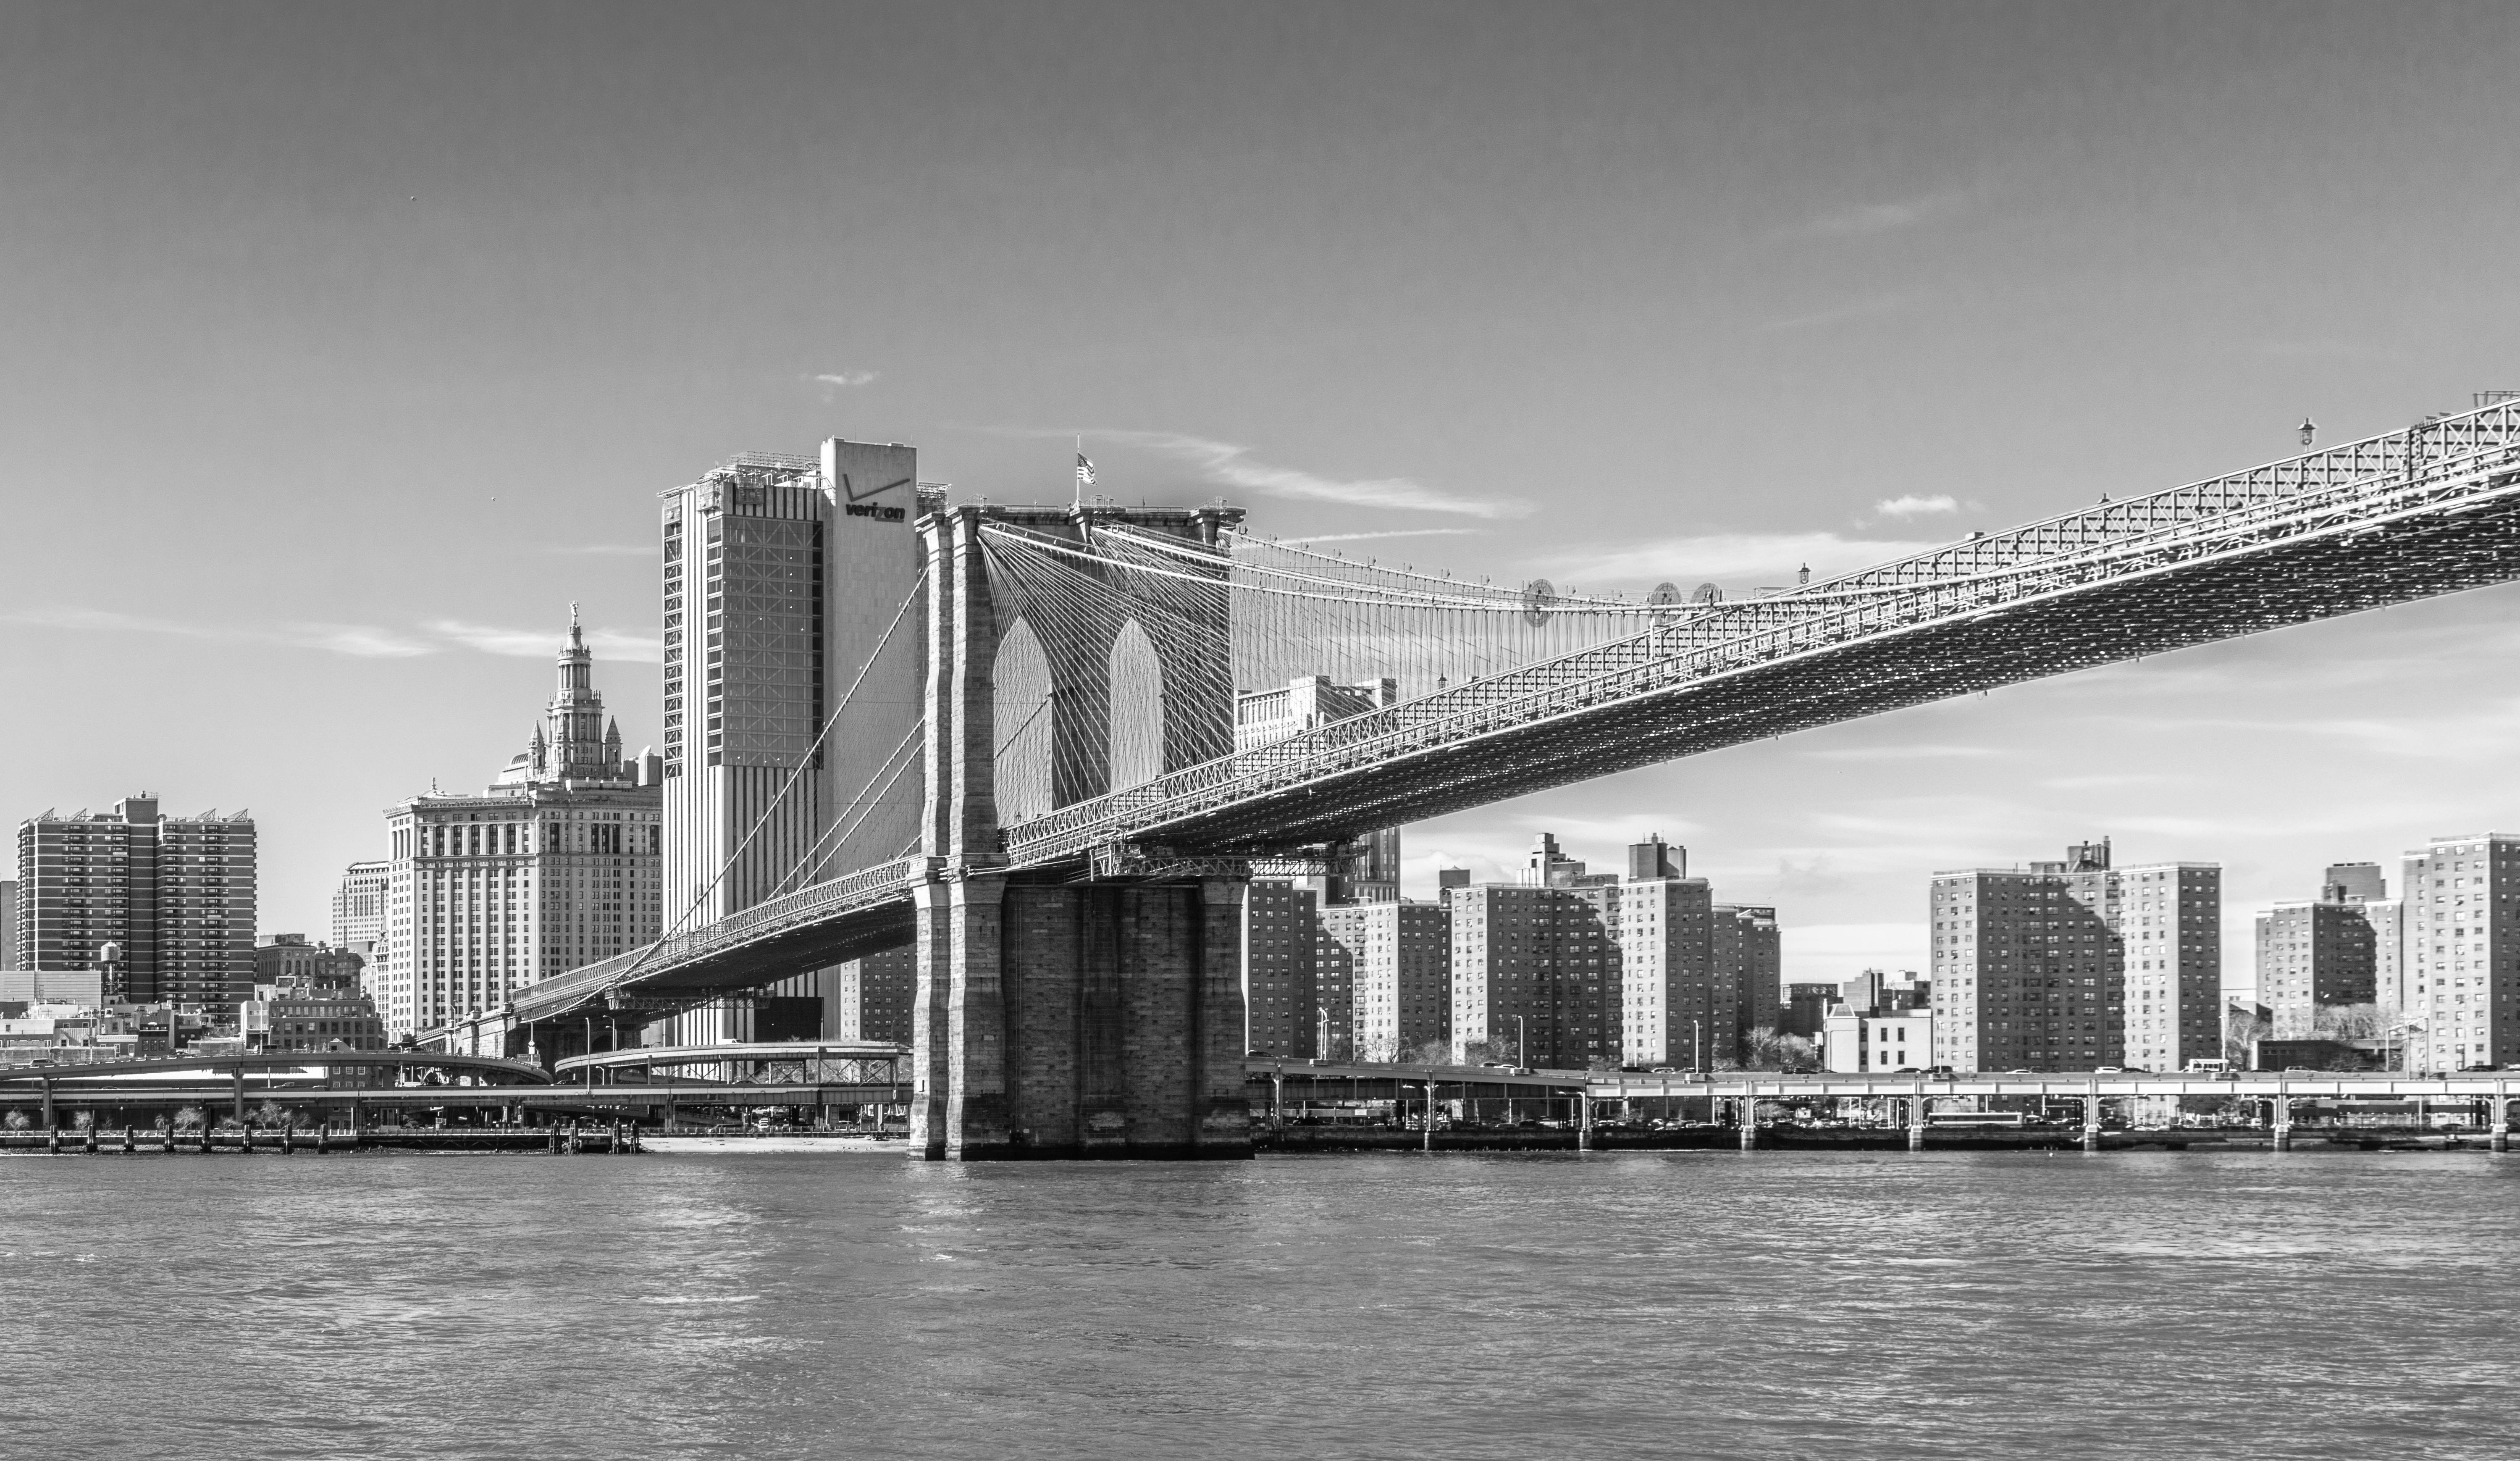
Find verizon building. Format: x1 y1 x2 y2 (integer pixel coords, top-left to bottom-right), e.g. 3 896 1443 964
653 441 928 1042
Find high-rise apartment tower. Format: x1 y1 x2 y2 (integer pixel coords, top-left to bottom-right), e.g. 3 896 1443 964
14 796 257 1011
2399 832 2517 1072
1930 840 2221 1072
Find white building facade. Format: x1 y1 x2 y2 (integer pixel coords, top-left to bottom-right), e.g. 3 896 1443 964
2399 832 2517 1073
374 618 662 1038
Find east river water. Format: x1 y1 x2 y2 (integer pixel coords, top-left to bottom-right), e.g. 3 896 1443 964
3 1149 2515 1461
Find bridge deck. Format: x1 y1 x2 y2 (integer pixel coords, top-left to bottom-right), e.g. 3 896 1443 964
500 396 2520 1023
1006 400 2520 858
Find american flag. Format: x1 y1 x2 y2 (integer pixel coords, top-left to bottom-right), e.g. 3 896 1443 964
1076 452 1097 488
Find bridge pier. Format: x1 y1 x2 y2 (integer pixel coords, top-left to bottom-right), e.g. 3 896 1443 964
1736 1096 1758 1150
911 875 1251 1161
2271 1095 2293 1151
2080 1095 2103 1152
1906 1096 1928 1151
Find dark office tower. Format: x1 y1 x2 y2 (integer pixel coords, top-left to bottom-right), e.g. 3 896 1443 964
2320 863 2383 902
1628 836 1685 883
659 442 927 928
651 443 929 1048
1715 904 1782 1054
15 795 257 1012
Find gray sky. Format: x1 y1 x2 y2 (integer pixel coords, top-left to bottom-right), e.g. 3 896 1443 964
7 2 2519 988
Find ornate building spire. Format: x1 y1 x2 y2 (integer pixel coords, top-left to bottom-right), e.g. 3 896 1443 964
539 608 619 781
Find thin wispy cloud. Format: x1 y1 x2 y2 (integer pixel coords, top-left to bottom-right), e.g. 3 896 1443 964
809 370 879 388
1283 528 1486 544
1084 430 1533 520
1759 293 1919 333
6 604 667 664
5 606 436 659
426 620 662 663
2040 773 2192 791
1802 744 2003 763
1800 188 1968 238
1872 494 1958 518
1538 531 1942 588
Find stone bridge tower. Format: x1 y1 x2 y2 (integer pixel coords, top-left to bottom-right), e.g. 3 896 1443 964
910 502 1253 1160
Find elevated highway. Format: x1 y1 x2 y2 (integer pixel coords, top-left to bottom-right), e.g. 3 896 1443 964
552 1040 906 1085
0 1051 551 1088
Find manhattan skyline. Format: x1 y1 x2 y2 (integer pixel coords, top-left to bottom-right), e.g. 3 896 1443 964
7 3 2520 989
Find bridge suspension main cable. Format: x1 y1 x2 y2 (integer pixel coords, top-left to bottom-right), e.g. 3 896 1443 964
976 519 1685 736
762 719 926 901
616 567 928 983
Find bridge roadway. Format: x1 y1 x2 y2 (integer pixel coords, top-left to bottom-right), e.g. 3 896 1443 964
498 394 2520 1028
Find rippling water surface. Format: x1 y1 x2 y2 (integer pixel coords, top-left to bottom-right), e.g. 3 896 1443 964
3 1149 2514 1460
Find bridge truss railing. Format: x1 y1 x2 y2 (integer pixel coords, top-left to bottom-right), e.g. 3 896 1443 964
511 856 925 1020
1002 397 2520 865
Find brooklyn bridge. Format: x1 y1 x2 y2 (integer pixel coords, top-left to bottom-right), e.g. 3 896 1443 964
430 394 2520 1159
